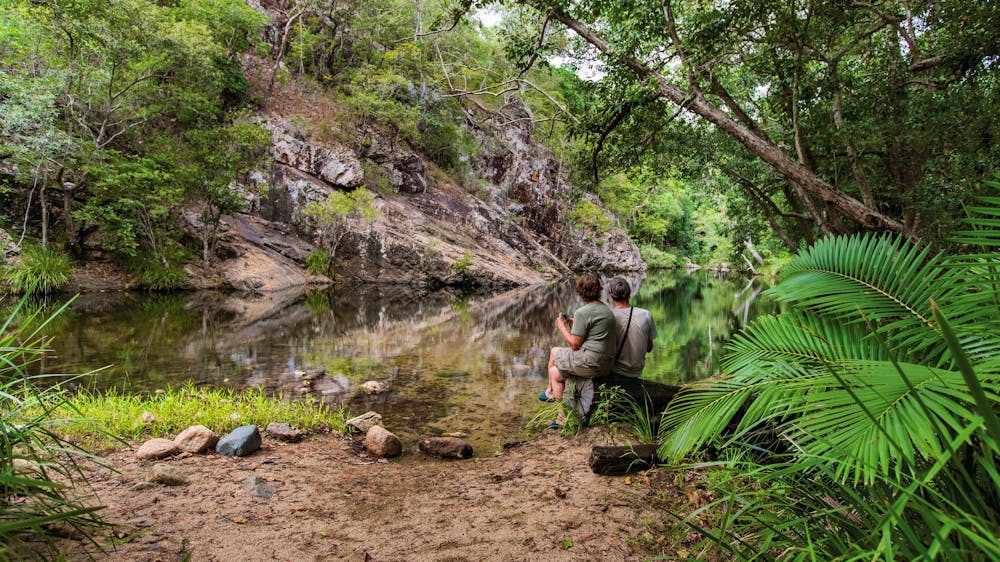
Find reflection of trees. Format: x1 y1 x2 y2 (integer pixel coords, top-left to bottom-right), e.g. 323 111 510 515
634 271 777 385
30 272 776 447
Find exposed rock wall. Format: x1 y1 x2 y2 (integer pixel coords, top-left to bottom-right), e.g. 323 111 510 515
226 106 642 291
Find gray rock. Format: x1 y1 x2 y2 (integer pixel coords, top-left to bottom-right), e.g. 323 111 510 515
418 437 474 460
265 422 302 443
364 426 402 458
347 411 383 432
174 425 219 453
243 475 277 498
216 425 262 457
147 464 188 486
136 438 180 460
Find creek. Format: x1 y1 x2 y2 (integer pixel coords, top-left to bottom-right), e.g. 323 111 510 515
32 270 777 453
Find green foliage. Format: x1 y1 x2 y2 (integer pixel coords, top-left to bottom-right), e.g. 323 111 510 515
3 244 72 296
450 250 473 277
526 401 583 437
305 249 332 277
637 244 684 269
0 298 112 558
0 0 267 270
589 385 656 444
135 258 188 291
304 187 379 261
656 182 1000 559
77 153 184 262
568 199 613 234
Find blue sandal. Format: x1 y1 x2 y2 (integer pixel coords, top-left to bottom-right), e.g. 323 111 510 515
547 420 561 430
538 391 556 403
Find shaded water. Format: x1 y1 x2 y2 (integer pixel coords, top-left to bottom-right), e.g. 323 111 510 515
30 270 776 453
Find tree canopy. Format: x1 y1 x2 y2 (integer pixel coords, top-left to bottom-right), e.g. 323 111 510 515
484 0 1000 249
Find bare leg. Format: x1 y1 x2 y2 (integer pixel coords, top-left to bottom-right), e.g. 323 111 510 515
547 363 566 400
545 348 560 396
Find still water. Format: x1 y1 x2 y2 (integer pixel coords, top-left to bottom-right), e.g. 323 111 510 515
31 270 776 453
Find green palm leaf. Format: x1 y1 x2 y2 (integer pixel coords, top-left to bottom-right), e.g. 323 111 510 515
723 310 890 376
771 233 966 365
783 361 1000 484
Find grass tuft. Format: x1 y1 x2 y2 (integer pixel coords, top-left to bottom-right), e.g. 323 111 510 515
30 383 350 450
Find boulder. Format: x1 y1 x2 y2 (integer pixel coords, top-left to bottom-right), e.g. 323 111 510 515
136 438 180 460
346 411 383 433
364 426 402 458
216 425 262 457
418 437 474 460
265 422 302 443
244 475 277 498
147 464 188 486
174 425 219 453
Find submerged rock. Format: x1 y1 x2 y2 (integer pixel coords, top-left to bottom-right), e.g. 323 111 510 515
361 381 388 394
418 437 474 460
216 425 262 457
136 438 180 460
364 426 402 458
174 425 219 454
347 411 383 432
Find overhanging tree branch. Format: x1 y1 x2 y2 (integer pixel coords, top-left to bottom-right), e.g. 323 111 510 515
537 4 910 236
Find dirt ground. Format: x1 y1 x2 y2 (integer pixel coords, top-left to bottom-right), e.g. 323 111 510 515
56 428 692 562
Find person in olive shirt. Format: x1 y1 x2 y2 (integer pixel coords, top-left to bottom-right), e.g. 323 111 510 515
539 274 618 402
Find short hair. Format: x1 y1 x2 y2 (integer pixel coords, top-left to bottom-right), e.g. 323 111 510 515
607 276 631 302
575 274 602 302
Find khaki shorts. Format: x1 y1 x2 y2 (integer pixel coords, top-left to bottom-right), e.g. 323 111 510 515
553 347 613 378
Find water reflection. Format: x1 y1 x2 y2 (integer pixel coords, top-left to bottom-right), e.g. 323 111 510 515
26 270 777 452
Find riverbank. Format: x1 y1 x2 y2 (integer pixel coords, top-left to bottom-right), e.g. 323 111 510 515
56 427 700 561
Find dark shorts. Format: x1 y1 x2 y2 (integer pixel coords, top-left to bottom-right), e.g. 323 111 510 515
553 347 613 378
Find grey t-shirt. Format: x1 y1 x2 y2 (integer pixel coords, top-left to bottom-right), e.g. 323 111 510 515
570 302 617 358
612 306 657 377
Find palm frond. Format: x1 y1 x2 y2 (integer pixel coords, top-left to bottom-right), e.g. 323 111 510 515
771 233 964 363
723 310 889 376
783 361 1000 484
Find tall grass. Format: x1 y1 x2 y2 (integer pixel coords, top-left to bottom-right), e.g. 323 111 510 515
42 383 351 450
590 385 657 444
1 298 111 559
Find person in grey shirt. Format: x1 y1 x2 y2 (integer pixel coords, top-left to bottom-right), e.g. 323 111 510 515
607 277 657 378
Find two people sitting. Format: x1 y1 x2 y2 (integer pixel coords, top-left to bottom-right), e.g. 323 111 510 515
540 274 658 407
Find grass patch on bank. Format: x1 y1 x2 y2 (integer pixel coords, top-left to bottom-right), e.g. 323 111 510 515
35 383 350 450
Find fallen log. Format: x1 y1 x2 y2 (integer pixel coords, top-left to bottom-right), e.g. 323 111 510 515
588 444 659 476
595 374 680 415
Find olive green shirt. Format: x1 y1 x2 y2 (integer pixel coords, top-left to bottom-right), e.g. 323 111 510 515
571 302 617 358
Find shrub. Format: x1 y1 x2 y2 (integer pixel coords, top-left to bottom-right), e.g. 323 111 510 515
450 250 473 277
305 248 332 277
569 200 613 234
3 243 72 295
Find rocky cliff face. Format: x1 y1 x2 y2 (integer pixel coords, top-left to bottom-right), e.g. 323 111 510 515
208 95 643 292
